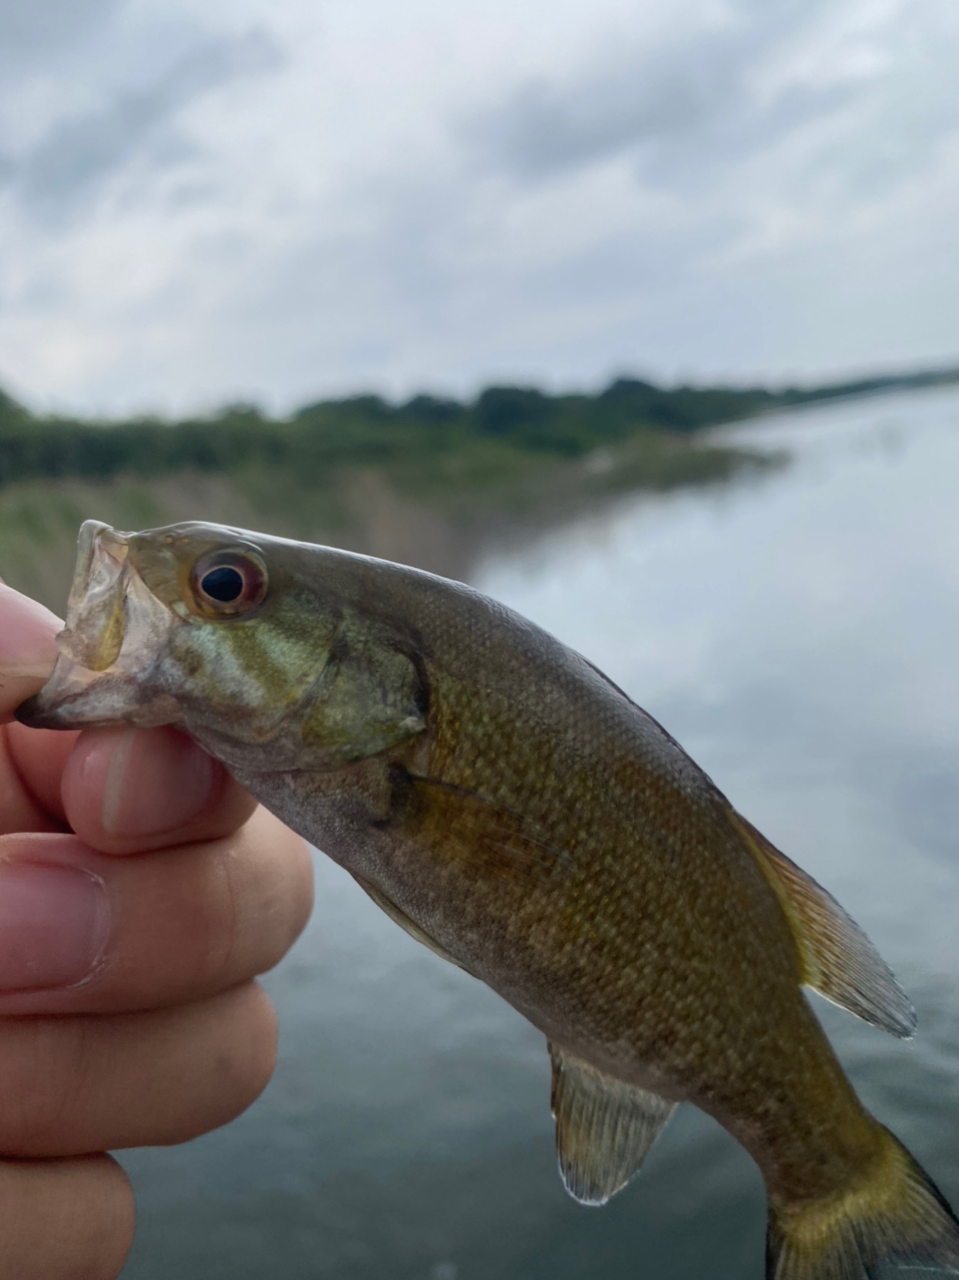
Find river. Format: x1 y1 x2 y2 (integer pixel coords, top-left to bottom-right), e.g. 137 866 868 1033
120 383 959 1279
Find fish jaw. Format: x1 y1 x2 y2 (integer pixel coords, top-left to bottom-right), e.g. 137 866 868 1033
17 520 185 731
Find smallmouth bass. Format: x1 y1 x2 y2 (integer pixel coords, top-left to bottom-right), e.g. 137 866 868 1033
17 519 959 1279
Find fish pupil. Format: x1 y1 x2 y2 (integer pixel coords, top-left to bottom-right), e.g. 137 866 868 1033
200 566 244 602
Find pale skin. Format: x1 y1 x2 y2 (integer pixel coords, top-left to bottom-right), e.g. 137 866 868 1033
0 582 314 1279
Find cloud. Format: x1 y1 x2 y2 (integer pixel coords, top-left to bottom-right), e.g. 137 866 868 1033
0 0 122 63
466 2 837 182
0 0 958 414
462 0 959 212
0 26 283 224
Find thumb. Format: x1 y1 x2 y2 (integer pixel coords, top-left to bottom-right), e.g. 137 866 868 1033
0 582 61 723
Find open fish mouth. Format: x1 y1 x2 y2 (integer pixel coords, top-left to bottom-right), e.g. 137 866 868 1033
16 520 183 731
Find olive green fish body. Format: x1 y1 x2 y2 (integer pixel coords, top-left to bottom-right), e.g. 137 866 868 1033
18 521 959 1279
230 572 873 1204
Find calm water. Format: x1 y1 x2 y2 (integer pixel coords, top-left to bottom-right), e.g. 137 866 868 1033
120 385 959 1279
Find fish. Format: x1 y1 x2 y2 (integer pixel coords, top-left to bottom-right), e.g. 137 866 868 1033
16 518 959 1279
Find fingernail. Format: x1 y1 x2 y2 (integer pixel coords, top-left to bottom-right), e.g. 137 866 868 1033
100 726 215 836
0 861 110 991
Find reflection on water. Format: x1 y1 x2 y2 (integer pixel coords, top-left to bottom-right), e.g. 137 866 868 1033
120 386 959 1279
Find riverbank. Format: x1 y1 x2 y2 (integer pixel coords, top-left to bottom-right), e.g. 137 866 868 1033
0 424 777 610
2 363 954 609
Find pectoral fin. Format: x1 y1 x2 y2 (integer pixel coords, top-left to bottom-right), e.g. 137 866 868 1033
350 871 474 975
402 773 574 880
729 809 916 1039
549 1044 677 1206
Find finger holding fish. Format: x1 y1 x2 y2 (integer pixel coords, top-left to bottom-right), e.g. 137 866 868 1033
58 723 258 855
0 579 312 1280
0 584 136 1280
0 724 70 837
0 582 60 724
0 807 311 1018
5 707 258 853
0 1157 134 1280
0 584 74 834
0 582 313 1017
0 983 278 1157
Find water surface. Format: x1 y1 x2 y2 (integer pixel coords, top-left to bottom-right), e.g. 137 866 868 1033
121 385 959 1279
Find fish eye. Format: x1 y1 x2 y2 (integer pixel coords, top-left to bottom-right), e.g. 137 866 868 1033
190 549 268 617
200 565 243 601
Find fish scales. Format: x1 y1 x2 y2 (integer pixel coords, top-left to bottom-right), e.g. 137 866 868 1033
353 568 861 1179
395 663 869 1197
17 519 959 1280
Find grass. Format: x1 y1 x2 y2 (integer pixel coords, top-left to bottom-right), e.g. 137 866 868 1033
0 427 782 612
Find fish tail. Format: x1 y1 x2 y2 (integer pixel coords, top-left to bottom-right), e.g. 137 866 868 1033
766 1124 959 1279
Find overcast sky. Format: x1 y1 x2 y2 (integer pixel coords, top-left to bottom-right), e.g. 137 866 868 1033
1 0 957 415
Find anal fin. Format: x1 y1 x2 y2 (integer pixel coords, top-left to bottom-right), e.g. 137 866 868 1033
549 1043 677 1206
728 809 916 1039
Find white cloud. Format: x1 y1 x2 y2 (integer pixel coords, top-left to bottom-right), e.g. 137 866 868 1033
0 0 956 414
0 28 282 224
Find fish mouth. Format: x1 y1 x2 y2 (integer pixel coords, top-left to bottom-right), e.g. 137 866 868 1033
16 520 183 731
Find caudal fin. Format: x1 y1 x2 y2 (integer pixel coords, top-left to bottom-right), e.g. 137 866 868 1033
767 1126 959 1279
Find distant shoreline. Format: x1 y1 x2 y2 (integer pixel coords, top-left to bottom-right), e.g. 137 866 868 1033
1 366 955 611
1 363 956 492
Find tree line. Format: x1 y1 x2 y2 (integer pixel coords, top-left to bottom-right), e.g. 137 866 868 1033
1 367 955 489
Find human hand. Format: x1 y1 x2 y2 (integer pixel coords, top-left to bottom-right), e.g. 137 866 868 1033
0 581 313 1279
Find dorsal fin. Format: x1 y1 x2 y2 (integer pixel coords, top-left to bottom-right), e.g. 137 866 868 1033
548 1043 677 1206
728 809 916 1039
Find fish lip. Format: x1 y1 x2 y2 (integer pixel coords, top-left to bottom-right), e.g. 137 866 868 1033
15 680 132 730
14 694 58 730
15 670 181 731
16 520 183 731
69 520 128 606
57 521 131 671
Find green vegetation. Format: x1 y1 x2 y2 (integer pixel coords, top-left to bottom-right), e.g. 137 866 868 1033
2 366 955 492
1 364 954 610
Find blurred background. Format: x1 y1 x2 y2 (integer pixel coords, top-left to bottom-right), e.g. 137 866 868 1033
1 1 959 1277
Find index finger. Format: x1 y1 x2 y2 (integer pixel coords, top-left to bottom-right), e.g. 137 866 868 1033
0 585 72 833
0 584 60 723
